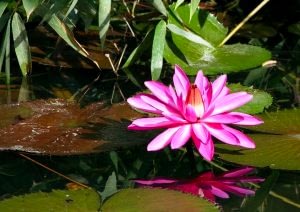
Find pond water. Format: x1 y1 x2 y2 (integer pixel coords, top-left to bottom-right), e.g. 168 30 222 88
0 66 299 212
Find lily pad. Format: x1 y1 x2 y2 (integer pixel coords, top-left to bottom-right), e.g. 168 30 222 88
0 189 101 211
0 99 152 155
101 188 219 211
216 109 300 170
228 83 272 114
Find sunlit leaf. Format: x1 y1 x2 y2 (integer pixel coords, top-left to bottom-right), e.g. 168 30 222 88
5 17 10 84
22 0 41 20
168 3 227 46
102 188 219 211
0 99 152 155
228 83 272 114
151 20 167 80
216 110 300 170
175 0 185 9
47 14 89 57
151 0 167 16
11 13 32 76
98 0 111 48
190 0 201 21
0 189 101 211
64 0 78 19
0 0 9 18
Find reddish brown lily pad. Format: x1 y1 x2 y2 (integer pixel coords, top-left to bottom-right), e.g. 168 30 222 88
0 99 151 155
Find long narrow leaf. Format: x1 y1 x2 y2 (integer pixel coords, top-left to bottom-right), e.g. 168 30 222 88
151 20 166 80
48 14 88 57
151 0 167 16
5 18 10 85
64 0 78 19
11 13 32 76
190 0 200 21
98 0 111 48
122 30 154 68
175 0 185 9
0 12 10 32
167 24 213 48
0 0 9 18
0 17 10 73
22 0 41 20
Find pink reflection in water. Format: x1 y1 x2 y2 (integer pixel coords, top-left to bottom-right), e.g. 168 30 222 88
134 167 264 202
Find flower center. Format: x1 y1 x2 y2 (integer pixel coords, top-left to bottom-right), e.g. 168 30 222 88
186 84 204 118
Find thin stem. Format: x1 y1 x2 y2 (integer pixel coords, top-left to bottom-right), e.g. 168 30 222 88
186 142 196 174
19 153 90 189
218 0 270 47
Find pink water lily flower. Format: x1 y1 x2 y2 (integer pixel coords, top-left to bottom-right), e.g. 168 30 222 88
134 167 264 202
127 65 263 161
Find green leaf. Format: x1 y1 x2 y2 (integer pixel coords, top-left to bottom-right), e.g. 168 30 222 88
100 172 117 200
0 189 101 211
11 13 32 76
0 0 9 18
168 3 227 46
228 83 272 114
0 17 10 73
64 0 78 19
175 0 185 9
5 17 10 85
216 110 300 170
122 30 154 68
22 0 41 20
216 134 300 170
241 171 279 212
151 20 167 80
190 0 201 21
164 41 271 75
102 188 219 211
151 0 167 16
98 0 111 48
47 14 88 58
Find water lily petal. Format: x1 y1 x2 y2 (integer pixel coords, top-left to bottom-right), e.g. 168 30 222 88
173 65 190 101
212 75 227 101
202 113 243 124
222 125 256 148
135 178 177 185
193 133 214 161
204 123 239 145
128 117 182 130
192 123 209 144
211 92 253 115
185 104 198 122
171 125 192 149
228 112 264 125
195 70 209 93
145 81 173 105
127 95 161 114
140 95 177 115
211 186 230 198
215 183 255 196
147 127 179 151
221 167 254 178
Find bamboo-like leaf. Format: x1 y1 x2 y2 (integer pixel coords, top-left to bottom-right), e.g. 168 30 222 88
122 30 154 68
98 0 111 48
0 0 9 18
190 0 200 21
48 14 88 57
11 13 32 76
151 20 166 80
5 18 10 85
0 17 10 73
64 0 78 19
151 0 167 16
22 0 41 20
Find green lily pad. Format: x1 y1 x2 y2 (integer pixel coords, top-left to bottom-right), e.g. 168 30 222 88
0 189 101 211
228 83 272 114
216 109 300 170
102 188 219 212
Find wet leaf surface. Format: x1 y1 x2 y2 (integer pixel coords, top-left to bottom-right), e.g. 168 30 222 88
101 188 219 212
0 189 101 211
0 99 151 155
217 109 300 170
